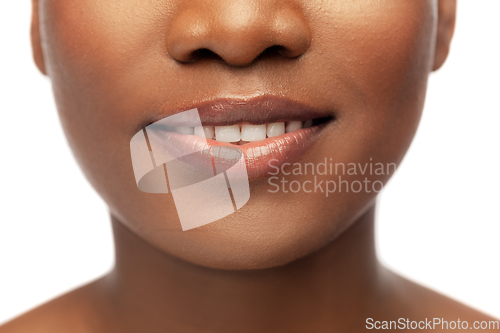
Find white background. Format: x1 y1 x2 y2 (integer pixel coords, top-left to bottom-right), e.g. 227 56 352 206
0 1 499 324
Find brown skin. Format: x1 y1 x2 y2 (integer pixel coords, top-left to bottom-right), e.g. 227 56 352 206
2 0 498 332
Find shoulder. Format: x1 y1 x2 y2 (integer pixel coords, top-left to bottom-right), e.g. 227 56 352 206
384 270 499 331
0 279 106 333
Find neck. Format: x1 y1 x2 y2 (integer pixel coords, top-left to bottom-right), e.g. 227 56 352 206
98 205 388 332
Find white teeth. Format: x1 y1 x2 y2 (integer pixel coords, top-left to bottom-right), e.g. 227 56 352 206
285 121 303 133
194 126 215 139
174 126 194 135
215 125 241 142
303 120 313 129
241 124 267 142
266 122 285 137
174 120 310 143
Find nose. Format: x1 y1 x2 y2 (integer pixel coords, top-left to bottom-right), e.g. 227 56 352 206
166 0 311 67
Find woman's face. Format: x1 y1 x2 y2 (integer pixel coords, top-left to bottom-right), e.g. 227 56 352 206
33 0 453 269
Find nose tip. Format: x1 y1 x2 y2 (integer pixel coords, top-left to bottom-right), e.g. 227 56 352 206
166 2 311 67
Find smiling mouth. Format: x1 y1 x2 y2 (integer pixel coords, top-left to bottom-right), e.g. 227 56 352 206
139 95 335 180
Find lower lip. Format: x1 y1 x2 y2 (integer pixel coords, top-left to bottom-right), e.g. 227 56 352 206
147 124 328 180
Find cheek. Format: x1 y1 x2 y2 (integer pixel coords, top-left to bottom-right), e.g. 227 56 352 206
40 0 172 136
40 1 168 192
308 0 437 161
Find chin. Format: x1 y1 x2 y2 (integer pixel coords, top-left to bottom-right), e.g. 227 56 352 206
132 194 363 271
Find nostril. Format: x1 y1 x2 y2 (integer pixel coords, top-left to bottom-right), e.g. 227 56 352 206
190 46 289 65
256 45 289 61
186 46 289 66
189 48 224 63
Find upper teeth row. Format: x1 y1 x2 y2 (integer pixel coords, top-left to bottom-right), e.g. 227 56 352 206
172 120 313 142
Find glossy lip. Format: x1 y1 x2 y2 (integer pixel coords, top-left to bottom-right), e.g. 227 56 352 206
142 95 335 180
141 95 335 128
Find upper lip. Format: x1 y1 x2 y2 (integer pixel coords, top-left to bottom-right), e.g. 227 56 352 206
141 95 335 130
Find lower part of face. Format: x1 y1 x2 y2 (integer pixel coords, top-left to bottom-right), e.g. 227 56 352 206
40 0 436 269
